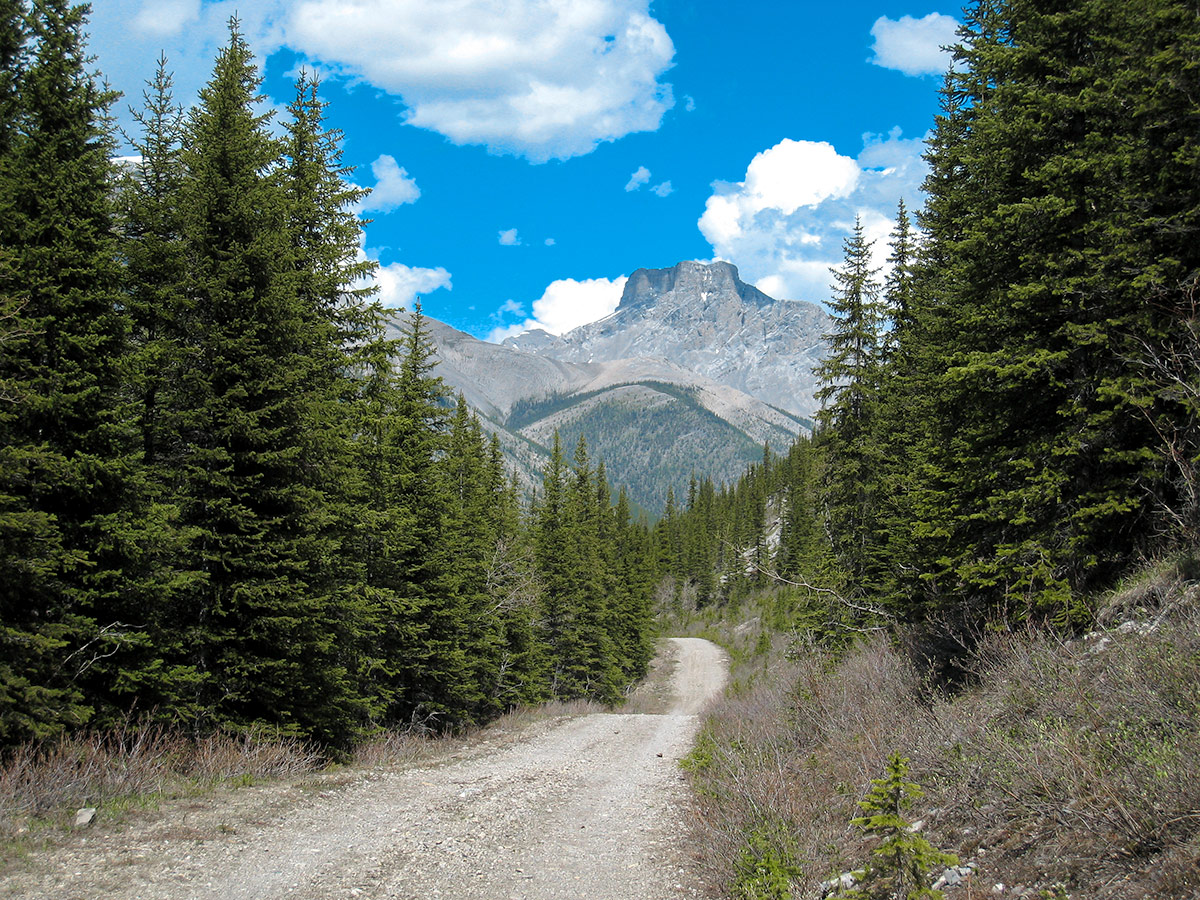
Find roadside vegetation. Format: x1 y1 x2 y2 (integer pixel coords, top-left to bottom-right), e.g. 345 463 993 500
670 552 1200 900
653 2 1200 897
0 690 622 868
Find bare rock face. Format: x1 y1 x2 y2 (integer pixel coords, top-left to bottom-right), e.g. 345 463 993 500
504 260 829 418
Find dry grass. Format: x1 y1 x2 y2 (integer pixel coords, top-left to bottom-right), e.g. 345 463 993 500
0 724 321 841
682 554 1200 900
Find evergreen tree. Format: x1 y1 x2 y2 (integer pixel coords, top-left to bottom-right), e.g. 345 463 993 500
535 432 578 696
280 68 385 738
166 19 361 745
0 0 127 741
882 199 916 355
343 324 427 727
438 394 504 720
560 437 621 701
814 217 886 588
890 0 1200 623
381 302 470 724
837 753 957 900
609 486 656 681
91 54 214 723
482 434 547 708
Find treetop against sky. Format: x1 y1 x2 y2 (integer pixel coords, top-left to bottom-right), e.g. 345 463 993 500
89 0 957 338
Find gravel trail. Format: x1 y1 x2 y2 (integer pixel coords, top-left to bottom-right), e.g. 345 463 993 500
2 637 728 900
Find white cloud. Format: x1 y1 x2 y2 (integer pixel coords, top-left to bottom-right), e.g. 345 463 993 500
698 129 928 304
90 1 673 162
359 154 420 213
544 237 556 246
869 13 958 77
498 228 521 246
626 165 652 191
132 0 201 36
374 261 453 308
651 180 673 197
486 275 627 341
286 0 675 162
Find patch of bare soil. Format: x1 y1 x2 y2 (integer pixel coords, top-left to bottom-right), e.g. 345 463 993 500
0 637 728 900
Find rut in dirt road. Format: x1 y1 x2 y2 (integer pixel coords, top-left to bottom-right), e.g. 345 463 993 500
5 637 728 900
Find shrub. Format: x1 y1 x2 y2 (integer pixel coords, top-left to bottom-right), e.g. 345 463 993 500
734 820 805 900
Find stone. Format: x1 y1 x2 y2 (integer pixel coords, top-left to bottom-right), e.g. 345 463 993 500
74 807 97 828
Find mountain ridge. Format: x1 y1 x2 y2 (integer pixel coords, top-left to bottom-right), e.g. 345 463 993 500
409 260 829 512
502 260 828 419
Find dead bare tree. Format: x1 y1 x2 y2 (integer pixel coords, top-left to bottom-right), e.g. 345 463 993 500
1124 280 1200 542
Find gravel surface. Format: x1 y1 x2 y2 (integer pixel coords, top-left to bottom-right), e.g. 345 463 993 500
1 637 728 900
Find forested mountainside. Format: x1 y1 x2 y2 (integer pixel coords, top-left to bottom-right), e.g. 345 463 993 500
417 313 810 514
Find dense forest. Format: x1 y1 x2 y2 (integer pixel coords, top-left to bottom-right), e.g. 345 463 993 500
665 0 1200 651
0 3 656 752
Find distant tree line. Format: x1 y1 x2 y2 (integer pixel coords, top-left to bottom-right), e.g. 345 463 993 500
666 0 1200 643
0 4 655 751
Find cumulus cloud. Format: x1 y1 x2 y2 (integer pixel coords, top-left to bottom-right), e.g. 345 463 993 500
544 237 557 246
651 180 673 197
286 0 676 162
373 260 453 308
498 228 522 246
486 275 627 341
358 155 421 213
869 13 958 77
626 166 652 191
91 1 674 162
132 0 202 36
698 129 927 305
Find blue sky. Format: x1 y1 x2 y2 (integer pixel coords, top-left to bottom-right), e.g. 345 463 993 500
88 1 960 340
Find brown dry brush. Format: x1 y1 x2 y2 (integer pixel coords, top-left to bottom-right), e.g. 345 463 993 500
0 723 321 838
683 577 1200 900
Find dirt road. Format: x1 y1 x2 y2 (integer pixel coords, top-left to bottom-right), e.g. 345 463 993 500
2 637 728 900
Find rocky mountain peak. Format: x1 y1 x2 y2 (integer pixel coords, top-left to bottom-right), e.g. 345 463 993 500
617 260 773 314
503 259 829 418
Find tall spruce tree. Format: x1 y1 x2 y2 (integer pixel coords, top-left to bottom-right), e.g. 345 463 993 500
438 394 505 720
535 432 577 696
814 217 886 589
168 20 359 745
892 0 1200 624
343 323 427 726
0 0 127 741
565 438 621 702
280 68 385 739
91 54 214 724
